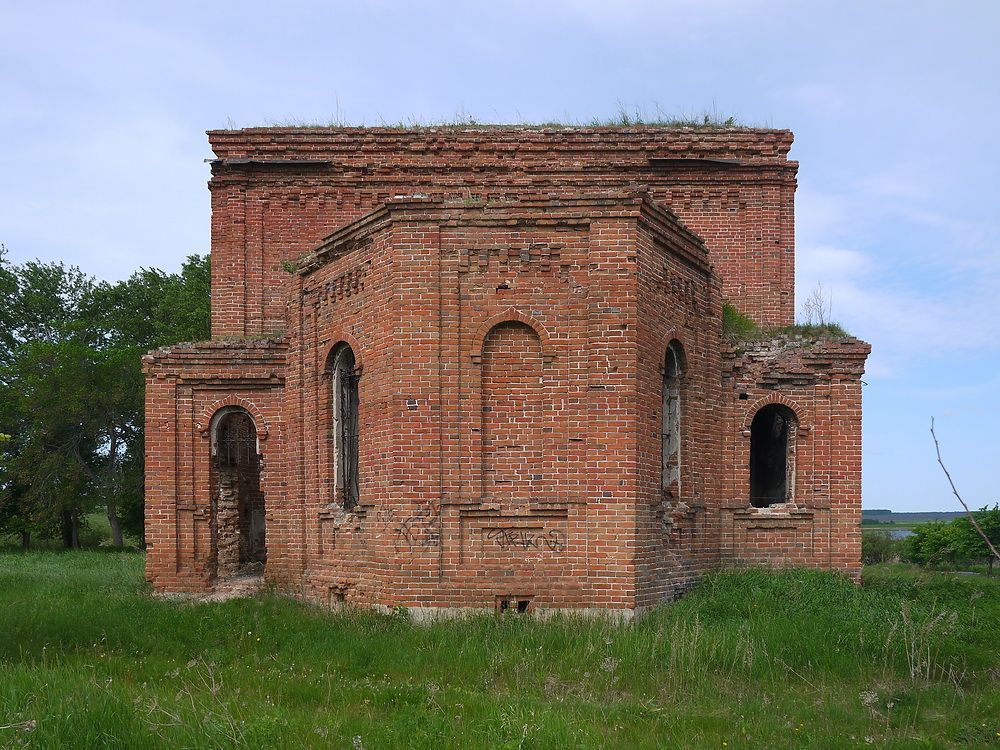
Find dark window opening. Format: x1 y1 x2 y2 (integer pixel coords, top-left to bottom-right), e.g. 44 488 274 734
749 404 797 507
497 596 532 614
329 345 360 510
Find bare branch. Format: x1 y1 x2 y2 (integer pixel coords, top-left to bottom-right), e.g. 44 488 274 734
930 417 1000 563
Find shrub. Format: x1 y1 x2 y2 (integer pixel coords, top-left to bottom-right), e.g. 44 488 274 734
862 529 901 564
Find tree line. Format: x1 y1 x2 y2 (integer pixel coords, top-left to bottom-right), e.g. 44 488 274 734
863 505 1000 576
0 246 210 549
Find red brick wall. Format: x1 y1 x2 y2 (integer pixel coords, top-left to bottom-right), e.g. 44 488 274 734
145 127 870 611
207 127 797 337
275 198 665 611
633 208 725 608
720 339 870 579
283 214 398 605
143 341 287 592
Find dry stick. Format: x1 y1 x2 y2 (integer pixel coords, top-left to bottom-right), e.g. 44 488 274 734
930 417 1000 563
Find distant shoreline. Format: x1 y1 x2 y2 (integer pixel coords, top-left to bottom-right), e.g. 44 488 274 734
862 510 964 524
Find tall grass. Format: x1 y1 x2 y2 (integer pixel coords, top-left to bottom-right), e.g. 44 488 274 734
0 554 997 748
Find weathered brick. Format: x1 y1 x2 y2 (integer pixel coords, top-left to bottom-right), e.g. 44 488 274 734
144 128 869 615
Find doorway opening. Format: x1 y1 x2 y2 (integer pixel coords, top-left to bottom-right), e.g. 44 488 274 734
210 408 266 578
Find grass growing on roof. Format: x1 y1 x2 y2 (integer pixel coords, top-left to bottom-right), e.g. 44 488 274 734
1 552 998 748
722 303 850 342
242 104 762 131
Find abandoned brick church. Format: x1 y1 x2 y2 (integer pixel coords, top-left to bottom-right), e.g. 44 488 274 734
144 126 870 616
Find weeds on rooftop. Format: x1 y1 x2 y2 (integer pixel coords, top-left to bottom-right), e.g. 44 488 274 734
240 103 761 131
722 303 849 342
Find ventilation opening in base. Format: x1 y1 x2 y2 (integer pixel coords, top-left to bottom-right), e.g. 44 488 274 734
497 595 533 614
329 588 347 610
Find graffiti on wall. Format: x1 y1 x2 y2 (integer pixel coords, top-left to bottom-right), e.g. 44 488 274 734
484 527 566 553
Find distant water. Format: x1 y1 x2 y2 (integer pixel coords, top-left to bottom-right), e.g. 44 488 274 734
889 528 915 539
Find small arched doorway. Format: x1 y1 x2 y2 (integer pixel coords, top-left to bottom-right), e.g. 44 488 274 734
210 408 266 578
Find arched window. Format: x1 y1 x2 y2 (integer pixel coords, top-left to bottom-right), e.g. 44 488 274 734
328 344 360 510
749 403 797 507
662 340 684 497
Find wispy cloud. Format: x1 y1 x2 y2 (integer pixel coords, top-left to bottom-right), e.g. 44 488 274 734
796 173 1000 381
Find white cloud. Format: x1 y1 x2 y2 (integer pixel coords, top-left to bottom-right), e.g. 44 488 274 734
795 186 854 243
796 244 871 282
795 171 1000 382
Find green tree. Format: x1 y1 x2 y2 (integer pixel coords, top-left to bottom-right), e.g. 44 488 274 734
0 251 97 546
78 255 210 544
904 508 1000 575
903 522 962 567
0 248 210 548
952 505 1000 576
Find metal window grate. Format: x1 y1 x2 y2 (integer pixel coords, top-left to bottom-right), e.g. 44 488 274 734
338 367 360 509
216 412 257 466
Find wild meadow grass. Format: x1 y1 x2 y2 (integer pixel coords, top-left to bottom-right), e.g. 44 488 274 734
0 553 997 749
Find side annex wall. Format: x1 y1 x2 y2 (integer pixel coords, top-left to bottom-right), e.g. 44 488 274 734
143 341 286 592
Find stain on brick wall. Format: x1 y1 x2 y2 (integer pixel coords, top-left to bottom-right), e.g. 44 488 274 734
144 128 869 615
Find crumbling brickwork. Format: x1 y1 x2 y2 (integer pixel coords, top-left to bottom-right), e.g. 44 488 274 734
144 127 869 615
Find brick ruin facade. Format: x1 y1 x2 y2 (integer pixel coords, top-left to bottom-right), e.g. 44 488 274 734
143 127 870 616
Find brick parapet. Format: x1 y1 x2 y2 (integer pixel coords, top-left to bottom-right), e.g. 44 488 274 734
723 336 872 378
207 126 796 167
206 127 798 338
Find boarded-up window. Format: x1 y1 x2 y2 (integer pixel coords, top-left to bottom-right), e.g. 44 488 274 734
329 344 360 509
662 341 683 496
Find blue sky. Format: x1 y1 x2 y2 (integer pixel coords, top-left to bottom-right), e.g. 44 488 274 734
1 0 997 511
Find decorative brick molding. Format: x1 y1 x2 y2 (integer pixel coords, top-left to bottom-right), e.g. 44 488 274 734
740 393 812 434
318 330 366 372
470 307 553 364
196 396 270 440
145 127 870 608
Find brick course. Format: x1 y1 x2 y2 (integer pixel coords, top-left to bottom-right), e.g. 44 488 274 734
144 127 869 615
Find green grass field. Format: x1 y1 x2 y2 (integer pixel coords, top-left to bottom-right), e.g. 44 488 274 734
0 553 997 749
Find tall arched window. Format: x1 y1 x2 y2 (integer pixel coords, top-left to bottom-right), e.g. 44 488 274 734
662 340 684 497
328 344 360 510
749 403 797 507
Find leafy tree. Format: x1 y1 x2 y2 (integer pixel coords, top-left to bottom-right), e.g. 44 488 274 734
77 255 210 544
952 505 1000 576
903 522 962 567
0 248 210 548
903 507 1000 575
0 251 97 546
